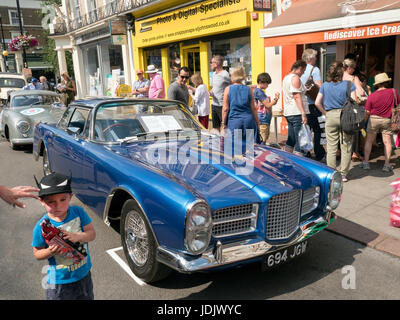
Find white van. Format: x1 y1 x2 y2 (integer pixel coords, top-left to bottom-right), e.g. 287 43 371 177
0 73 26 106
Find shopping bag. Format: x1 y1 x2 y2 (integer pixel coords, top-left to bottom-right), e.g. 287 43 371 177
390 179 400 228
298 124 313 152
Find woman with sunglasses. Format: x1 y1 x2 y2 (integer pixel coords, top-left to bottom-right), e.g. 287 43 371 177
167 66 191 107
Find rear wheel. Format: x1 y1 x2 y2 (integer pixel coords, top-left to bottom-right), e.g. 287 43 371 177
120 199 171 283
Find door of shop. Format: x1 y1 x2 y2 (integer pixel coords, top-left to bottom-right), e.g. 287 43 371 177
183 47 200 76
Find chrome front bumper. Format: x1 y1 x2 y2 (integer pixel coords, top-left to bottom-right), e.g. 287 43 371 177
156 211 335 273
11 137 33 145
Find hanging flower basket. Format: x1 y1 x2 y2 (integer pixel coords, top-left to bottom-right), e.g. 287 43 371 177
8 35 38 52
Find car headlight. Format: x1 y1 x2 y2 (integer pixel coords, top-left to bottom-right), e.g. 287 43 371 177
16 120 30 134
328 171 343 210
185 201 212 255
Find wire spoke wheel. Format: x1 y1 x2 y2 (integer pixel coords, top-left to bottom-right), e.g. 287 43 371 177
125 210 149 267
120 199 171 283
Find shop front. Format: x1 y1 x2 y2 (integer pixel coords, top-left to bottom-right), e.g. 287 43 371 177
132 0 267 94
260 0 400 135
77 27 126 97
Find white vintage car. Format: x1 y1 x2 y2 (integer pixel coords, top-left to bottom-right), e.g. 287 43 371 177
1 90 65 149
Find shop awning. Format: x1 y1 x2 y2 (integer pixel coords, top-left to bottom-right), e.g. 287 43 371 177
261 0 400 46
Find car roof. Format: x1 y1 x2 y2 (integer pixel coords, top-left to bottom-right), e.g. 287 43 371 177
0 73 25 78
10 90 60 97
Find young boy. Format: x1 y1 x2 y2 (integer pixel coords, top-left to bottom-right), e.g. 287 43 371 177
254 73 280 144
32 172 96 300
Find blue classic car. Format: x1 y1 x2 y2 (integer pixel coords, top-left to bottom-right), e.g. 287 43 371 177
33 98 342 283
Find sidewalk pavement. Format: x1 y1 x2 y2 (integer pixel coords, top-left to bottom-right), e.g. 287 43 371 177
270 134 400 258
326 147 400 259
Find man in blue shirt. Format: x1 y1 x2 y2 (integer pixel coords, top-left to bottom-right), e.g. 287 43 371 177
23 78 43 90
131 69 149 98
300 49 326 161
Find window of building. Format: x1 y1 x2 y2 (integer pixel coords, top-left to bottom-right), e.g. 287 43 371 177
88 0 98 24
211 35 251 84
9 10 22 26
168 44 181 82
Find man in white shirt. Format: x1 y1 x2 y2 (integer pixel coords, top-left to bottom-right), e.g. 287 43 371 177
209 55 231 132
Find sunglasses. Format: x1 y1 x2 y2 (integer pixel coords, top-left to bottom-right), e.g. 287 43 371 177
137 73 143 75
180 75 190 79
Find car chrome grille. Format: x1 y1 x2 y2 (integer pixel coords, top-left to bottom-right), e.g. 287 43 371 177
212 204 258 238
301 186 319 215
266 190 301 240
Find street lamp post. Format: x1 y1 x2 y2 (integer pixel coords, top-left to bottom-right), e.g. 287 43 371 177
0 15 8 71
15 0 27 68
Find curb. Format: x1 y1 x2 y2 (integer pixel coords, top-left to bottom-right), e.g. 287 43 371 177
326 216 400 258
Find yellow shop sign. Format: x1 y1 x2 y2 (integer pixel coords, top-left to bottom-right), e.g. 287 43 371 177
135 0 249 47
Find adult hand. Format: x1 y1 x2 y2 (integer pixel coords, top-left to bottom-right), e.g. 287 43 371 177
301 113 308 125
0 185 40 208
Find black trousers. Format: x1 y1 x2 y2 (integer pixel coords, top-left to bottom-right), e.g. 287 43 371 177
307 104 326 161
212 105 223 130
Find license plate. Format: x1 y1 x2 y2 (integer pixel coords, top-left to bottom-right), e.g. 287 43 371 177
262 241 307 270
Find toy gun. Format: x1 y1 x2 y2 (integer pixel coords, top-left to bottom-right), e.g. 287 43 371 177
40 218 87 264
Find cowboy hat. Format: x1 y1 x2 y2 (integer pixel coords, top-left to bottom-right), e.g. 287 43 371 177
373 72 392 86
145 65 159 73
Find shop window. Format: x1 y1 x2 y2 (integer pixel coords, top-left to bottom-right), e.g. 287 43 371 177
211 36 251 84
144 48 162 76
168 44 181 82
82 44 101 96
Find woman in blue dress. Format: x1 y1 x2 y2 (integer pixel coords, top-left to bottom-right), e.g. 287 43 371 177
221 67 260 155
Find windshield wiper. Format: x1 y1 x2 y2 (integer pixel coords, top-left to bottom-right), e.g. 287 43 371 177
119 133 148 145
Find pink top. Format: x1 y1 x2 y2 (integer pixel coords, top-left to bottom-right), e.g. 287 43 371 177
148 74 165 99
365 88 400 118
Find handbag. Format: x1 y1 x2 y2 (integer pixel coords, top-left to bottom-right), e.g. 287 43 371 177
391 89 400 133
304 66 319 101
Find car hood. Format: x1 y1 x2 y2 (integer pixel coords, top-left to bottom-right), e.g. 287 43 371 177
114 134 318 206
9 105 64 123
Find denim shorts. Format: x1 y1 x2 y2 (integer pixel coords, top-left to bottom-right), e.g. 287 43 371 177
285 115 303 153
46 271 94 300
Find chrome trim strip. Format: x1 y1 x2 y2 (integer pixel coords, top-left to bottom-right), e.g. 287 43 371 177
156 212 336 273
212 203 258 238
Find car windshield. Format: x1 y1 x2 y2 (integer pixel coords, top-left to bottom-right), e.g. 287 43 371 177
11 94 60 107
0 78 25 88
94 101 201 143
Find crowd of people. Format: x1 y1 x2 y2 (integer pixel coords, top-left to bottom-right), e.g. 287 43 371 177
128 51 399 182
23 72 77 106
